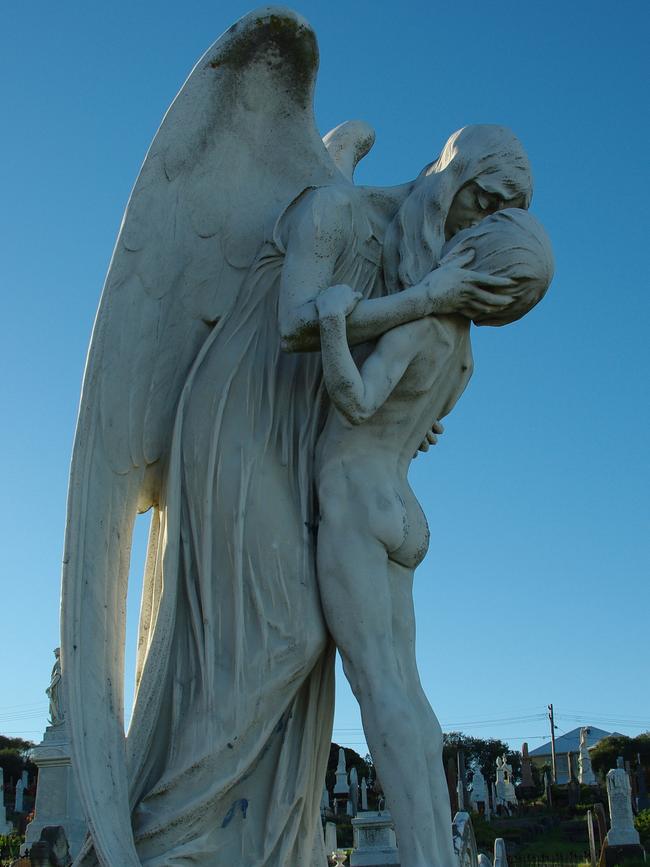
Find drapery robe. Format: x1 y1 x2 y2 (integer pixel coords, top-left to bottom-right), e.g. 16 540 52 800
124 187 389 866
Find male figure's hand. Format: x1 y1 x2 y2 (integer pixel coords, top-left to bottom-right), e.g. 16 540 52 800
316 284 362 319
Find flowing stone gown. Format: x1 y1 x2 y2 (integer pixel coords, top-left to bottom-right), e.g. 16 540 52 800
127 189 389 865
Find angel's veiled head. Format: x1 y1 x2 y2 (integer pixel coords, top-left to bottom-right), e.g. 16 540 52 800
440 208 554 326
386 124 533 290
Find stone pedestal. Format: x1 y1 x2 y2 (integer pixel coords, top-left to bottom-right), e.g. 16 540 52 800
21 723 86 858
350 812 400 866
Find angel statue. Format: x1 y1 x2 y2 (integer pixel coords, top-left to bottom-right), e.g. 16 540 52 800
60 8 550 867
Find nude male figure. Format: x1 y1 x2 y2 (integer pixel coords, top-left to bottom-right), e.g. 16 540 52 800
314 208 553 867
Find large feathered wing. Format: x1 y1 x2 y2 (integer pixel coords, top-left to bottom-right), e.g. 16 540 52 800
61 9 340 865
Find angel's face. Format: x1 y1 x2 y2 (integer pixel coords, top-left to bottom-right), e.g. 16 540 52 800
444 181 506 241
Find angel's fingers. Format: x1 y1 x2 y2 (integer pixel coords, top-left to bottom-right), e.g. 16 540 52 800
431 421 444 434
426 431 437 444
418 441 430 453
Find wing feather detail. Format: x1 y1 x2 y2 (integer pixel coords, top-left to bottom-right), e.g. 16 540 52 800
62 8 339 865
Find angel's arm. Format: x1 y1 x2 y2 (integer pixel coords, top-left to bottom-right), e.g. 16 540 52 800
279 188 514 352
316 285 420 424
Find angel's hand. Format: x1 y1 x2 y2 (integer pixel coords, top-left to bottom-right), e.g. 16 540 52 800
316 284 362 320
421 250 515 320
413 421 444 458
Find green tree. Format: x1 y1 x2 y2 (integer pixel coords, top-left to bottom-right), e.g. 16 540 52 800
443 732 521 783
590 733 650 777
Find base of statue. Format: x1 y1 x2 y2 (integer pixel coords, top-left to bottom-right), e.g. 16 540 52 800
604 843 646 865
21 722 87 858
350 811 400 866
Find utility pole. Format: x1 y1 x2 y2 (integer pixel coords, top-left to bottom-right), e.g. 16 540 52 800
548 704 558 783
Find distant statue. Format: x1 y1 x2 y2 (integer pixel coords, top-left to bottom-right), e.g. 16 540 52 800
578 727 596 785
46 648 63 727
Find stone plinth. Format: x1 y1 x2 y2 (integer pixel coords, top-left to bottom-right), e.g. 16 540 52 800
22 723 86 858
350 812 400 866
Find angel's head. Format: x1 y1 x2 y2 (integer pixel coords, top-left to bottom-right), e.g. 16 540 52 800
386 124 533 290
439 208 554 326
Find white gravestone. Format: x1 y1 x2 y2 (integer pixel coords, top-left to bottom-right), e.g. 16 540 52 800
335 748 350 796
0 768 11 833
361 777 369 811
606 758 641 846
349 767 359 818
494 838 509 867
578 727 597 785
495 755 517 809
470 767 488 812
477 856 492 867
321 784 331 813
21 770 29 789
325 821 338 855
14 779 24 813
351 812 400 866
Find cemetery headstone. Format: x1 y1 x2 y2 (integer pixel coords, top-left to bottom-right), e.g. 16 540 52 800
0 767 12 833
636 756 649 811
606 758 641 846
494 837 508 867
587 809 598 867
361 777 369 811
349 767 359 818
350 811 400 866
334 748 349 796
325 821 338 855
470 767 488 814
520 742 534 788
15 779 25 812
321 784 331 814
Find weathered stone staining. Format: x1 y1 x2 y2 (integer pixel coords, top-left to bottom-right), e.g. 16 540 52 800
57 6 552 866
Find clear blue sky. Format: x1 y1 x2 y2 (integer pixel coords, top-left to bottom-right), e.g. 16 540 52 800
2 1 648 757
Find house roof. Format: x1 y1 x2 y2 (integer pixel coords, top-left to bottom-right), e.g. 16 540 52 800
529 726 615 757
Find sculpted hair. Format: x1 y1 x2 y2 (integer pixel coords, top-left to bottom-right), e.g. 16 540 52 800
441 208 554 326
386 125 534 290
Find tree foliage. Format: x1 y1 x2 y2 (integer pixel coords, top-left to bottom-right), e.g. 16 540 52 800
590 733 650 776
443 731 521 783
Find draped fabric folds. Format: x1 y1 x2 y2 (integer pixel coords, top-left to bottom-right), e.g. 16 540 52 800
121 191 387 866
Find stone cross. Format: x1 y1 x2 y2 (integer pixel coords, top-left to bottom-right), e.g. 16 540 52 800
606 757 641 846
360 776 368 811
15 779 24 813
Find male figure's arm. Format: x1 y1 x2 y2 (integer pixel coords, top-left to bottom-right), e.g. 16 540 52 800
316 285 421 425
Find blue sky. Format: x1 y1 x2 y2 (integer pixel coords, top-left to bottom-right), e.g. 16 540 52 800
2 0 648 757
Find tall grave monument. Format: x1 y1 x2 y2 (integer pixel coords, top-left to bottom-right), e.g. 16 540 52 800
56 7 553 866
